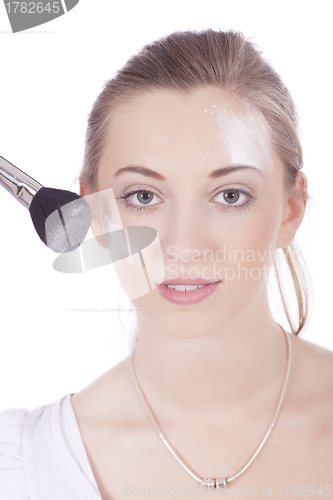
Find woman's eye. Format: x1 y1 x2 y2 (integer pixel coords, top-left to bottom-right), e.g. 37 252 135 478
212 188 254 211
129 190 159 206
117 189 162 211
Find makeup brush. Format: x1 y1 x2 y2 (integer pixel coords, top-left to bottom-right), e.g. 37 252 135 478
0 155 92 253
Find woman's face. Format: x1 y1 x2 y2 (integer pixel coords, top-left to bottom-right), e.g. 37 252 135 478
95 87 289 339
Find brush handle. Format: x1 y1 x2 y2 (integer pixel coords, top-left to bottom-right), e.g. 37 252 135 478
0 155 43 209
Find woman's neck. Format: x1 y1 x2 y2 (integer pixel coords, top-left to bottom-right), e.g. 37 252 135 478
132 291 289 422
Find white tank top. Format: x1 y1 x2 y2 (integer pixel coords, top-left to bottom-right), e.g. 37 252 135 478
0 394 102 499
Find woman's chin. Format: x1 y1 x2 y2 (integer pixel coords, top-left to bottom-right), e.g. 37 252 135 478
131 306 226 340
159 328 215 340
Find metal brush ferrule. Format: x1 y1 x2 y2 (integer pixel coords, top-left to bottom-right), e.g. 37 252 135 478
0 155 43 209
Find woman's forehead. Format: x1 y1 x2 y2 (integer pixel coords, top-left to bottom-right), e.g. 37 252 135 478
101 87 275 177
109 87 257 130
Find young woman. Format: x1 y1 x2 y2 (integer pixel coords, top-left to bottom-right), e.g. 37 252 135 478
1 29 332 499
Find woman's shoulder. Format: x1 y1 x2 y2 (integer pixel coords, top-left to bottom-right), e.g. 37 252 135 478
288 331 333 393
0 406 28 441
1 394 103 499
71 355 137 424
0 406 30 499
281 332 333 471
289 331 333 380
286 331 333 428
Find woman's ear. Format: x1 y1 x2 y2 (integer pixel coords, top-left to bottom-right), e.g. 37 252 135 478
275 171 308 249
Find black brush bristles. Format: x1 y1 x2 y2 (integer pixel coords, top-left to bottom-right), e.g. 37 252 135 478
29 187 92 253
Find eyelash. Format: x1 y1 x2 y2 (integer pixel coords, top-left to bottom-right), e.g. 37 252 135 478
116 187 257 212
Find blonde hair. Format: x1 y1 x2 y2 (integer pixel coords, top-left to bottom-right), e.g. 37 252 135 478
78 28 311 336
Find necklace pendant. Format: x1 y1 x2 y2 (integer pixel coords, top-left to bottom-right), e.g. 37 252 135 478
216 478 227 489
201 478 227 489
202 478 215 488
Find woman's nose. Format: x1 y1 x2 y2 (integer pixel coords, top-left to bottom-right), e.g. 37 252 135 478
162 207 211 264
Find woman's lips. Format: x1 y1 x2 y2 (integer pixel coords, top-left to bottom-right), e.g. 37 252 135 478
159 277 218 286
156 281 221 305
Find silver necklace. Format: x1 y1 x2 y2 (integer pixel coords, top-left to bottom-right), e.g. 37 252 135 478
130 323 291 489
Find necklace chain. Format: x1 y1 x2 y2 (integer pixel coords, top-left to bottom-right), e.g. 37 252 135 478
130 323 292 489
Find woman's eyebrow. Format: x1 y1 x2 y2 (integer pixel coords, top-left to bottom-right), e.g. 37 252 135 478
208 165 264 178
113 164 264 180
114 165 166 180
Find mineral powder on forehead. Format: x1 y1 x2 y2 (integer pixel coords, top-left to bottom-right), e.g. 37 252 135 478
207 104 275 175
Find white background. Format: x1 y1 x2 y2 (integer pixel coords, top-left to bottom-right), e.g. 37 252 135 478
0 0 332 411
